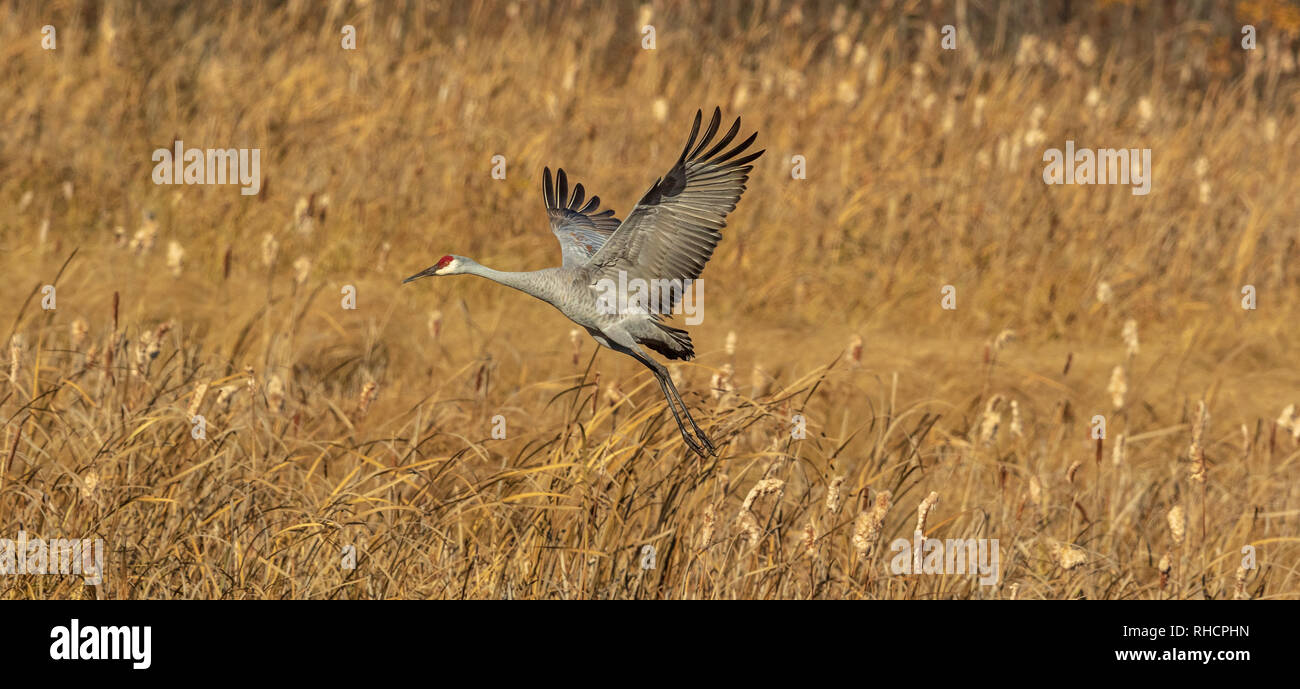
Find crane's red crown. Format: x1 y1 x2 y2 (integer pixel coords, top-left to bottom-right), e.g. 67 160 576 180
436 255 454 270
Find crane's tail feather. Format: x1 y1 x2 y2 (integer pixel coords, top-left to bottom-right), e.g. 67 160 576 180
644 323 694 361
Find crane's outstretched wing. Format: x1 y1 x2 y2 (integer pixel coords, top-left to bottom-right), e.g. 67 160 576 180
585 107 763 313
544 167 621 269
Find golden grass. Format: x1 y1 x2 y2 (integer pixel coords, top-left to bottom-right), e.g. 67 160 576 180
1 0 1298 599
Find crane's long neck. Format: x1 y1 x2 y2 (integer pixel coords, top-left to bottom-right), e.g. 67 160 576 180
462 262 553 302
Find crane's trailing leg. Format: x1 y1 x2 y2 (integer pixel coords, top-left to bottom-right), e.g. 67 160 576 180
627 348 717 457
663 368 718 455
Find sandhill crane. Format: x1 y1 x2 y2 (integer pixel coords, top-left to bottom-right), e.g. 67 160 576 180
404 107 763 457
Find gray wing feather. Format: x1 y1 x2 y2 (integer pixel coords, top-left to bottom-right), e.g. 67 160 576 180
544 167 621 269
585 107 763 312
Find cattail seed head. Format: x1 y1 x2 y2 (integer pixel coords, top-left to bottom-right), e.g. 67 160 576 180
166 240 185 278
911 491 939 572
652 97 668 123
799 521 817 559
188 380 210 418
1066 460 1082 485
266 374 285 413
1195 159 1213 204
81 470 99 499
130 212 159 255
1085 88 1103 117
1051 541 1088 570
993 329 1015 353
1276 404 1295 432
1029 106 1047 129
293 196 314 236
847 334 863 367
710 364 734 401
261 233 279 268
837 79 859 106
293 256 311 286
972 95 987 127
136 322 169 373
736 509 761 548
216 385 238 410
825 475 845 514
1076 35 1097 65
741 478 784 513
1108 365 1127 409
1096 281 1113 304
356 381 379 418
1028 475 1045 514
915 491 939 534
1277 404 1297 444
8 334 24 384
1234 566 1249 600
70 318 89 349
603 380 624 407
1136 97 1154 129
736 473 784 550
1194 156 1210 179
567 328 580 364
1122 319 1139 358
698 503 717 549
133 335 152 377
979 395 1003 444
1167 504 1186 546
852 489 891 555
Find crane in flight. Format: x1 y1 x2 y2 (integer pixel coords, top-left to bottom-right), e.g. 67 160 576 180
404 107 763 457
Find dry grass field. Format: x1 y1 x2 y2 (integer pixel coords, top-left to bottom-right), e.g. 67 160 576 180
2 0 1299 599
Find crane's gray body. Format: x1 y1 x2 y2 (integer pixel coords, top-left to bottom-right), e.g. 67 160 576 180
446 262 685 357
405 108 763 456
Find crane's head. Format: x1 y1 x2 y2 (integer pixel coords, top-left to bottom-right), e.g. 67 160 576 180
403 255 468 283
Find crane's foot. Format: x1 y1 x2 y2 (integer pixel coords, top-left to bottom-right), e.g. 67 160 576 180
669 411 714 458
685 415 717 456
678 421 716 457
677 427 710 458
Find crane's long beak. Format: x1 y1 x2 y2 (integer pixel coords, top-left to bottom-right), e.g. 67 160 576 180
403 266 438 284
